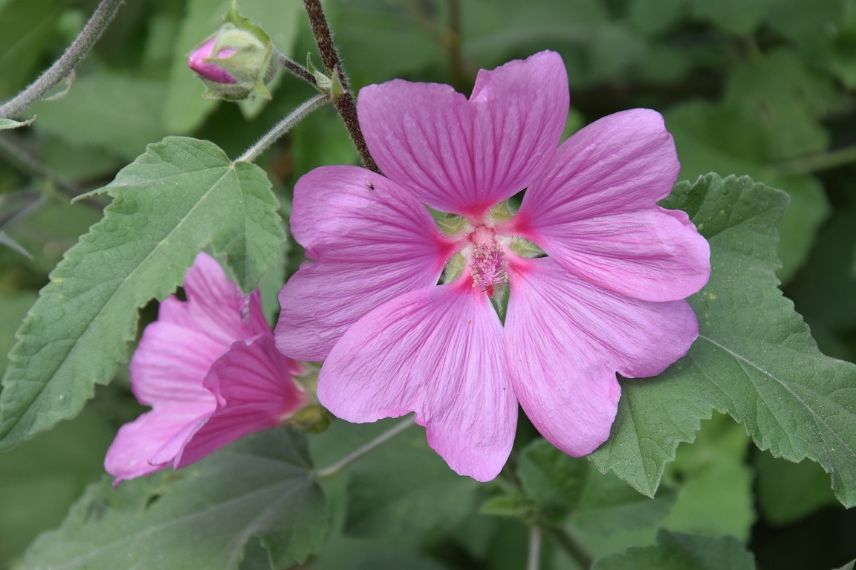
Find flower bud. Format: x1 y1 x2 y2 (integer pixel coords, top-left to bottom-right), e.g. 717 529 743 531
186 6 273 101
187 36 239 85
289 404 332 433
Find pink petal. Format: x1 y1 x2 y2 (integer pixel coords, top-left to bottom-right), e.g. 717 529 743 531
276 166 452 361
131 253 268 407
187 37 238 84
174 335 306 468
104 404 212 484
505 259 698 456
358 51 568 217
317 284 517 482
130 322 223 407
514 109 709 301
523 208 710 302
165 253 269 345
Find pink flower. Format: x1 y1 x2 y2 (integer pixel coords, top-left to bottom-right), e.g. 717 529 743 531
275 51 710 482
187 37 238 84
105 253 306 484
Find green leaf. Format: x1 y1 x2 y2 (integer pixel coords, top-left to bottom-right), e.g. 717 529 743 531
517 439 587 522
749 0 856 90
479 492 532 519
786 206 856 334
0 405 113 565
0 117 33 130
723 50 844 160
592 529 755 570
0 293 35 373
326 0 443 86
0 137 284 450
164 0 302 133
570 469 677 557
666 101 829 281
590 174 856 508
21 430 329 570
462 0 646 88
662 415 755 540
627 0 685 36
688 0 774 35
756 451 837 525
31 72 168 160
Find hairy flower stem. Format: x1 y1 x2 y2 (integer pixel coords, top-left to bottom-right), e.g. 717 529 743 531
302 0 380 173
0 0 125 119
527 526 542 570
236 94 329 162
315 417 416 479
275 49 318 88
542 524 593 569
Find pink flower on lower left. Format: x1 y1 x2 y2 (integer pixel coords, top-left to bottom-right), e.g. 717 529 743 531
105 253 306 484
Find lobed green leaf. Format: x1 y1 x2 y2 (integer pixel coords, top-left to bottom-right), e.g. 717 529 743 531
590 174 856 508
0 137 284 450
20 430 329 570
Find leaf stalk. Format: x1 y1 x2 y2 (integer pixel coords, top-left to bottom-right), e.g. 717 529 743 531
315 416 415 479
236 93 330 162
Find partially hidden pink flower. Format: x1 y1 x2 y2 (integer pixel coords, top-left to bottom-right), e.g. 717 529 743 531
105 253 306 484
275 51 710 482
187 37 238 84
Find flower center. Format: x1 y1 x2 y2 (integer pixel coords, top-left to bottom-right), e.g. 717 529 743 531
468 226 509 296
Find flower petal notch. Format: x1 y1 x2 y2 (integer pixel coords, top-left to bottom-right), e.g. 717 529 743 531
357 50 569 217
105 253 306 484
277 51 711 482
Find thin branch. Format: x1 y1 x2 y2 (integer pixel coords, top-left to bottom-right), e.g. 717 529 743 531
315 416 415 479
302 0 380 172
275 49 318 88
775 144 856 175
542 525 594 569
236 94 329 163
527 526 542 570
0 191 45 230
0 0 125 119
0 134 82 197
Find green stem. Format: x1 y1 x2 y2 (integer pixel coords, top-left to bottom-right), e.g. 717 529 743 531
236 94 329 162
314 417 415 479
542 524 594 569
776 145 856 175
0 134 82 197
527 526 542 570
0 0 125 119
274 49 318 88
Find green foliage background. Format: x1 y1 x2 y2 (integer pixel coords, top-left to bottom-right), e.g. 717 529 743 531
1 0 856 568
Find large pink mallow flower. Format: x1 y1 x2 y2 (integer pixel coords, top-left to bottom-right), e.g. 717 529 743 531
106 253 306 483
275 51 710 482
